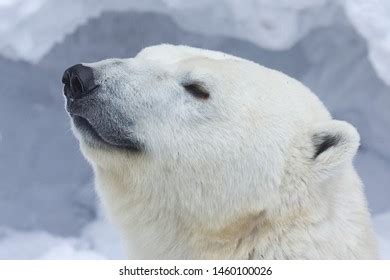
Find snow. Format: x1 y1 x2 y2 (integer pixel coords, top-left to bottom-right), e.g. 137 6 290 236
0 228 105 260
0 216 125 260
343 0 390 86
0 0 164 62
0 0 388 259
0 0 338 62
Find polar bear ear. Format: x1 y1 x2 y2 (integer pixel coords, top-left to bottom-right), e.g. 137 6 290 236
310 120 360 171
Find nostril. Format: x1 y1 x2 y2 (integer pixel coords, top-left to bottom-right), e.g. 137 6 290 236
62 64 96 100
70 75 84 97
62 71 70 86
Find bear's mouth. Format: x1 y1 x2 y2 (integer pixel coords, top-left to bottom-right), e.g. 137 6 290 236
72 115 105 143
71 115 141 152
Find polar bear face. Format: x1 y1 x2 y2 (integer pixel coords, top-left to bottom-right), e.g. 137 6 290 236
63 45 363 256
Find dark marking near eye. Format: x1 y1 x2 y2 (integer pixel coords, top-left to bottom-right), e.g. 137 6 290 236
313 134 341 159
183 83 210 99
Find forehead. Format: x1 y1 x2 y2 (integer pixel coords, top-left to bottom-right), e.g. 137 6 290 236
135 44 242 65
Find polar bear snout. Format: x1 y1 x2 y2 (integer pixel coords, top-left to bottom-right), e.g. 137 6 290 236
62 63 143 151
62 64 99 101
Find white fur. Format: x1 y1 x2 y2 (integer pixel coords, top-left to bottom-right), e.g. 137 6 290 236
75 44 377 259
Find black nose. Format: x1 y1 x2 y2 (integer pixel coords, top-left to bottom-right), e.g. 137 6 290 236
62 64 96 100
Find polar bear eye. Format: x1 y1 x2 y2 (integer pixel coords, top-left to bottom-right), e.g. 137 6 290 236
183 83 210 100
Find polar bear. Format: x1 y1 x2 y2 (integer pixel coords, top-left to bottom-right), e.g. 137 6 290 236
62 44 377 259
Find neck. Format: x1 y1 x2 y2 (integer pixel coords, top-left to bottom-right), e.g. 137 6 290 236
93 164 376 259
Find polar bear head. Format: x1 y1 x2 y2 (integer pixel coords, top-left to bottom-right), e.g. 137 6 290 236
62 45 362 258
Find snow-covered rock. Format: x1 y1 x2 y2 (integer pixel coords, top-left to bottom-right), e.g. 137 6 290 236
0 216 125 259
344 0 390 86
0 227 104 259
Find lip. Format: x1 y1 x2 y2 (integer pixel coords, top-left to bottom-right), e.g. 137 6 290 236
71 115 142 152
72 115 107 145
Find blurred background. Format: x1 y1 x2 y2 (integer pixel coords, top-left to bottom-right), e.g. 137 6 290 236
0 0 389 259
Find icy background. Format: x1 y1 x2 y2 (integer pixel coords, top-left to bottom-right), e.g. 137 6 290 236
0 0 388 259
